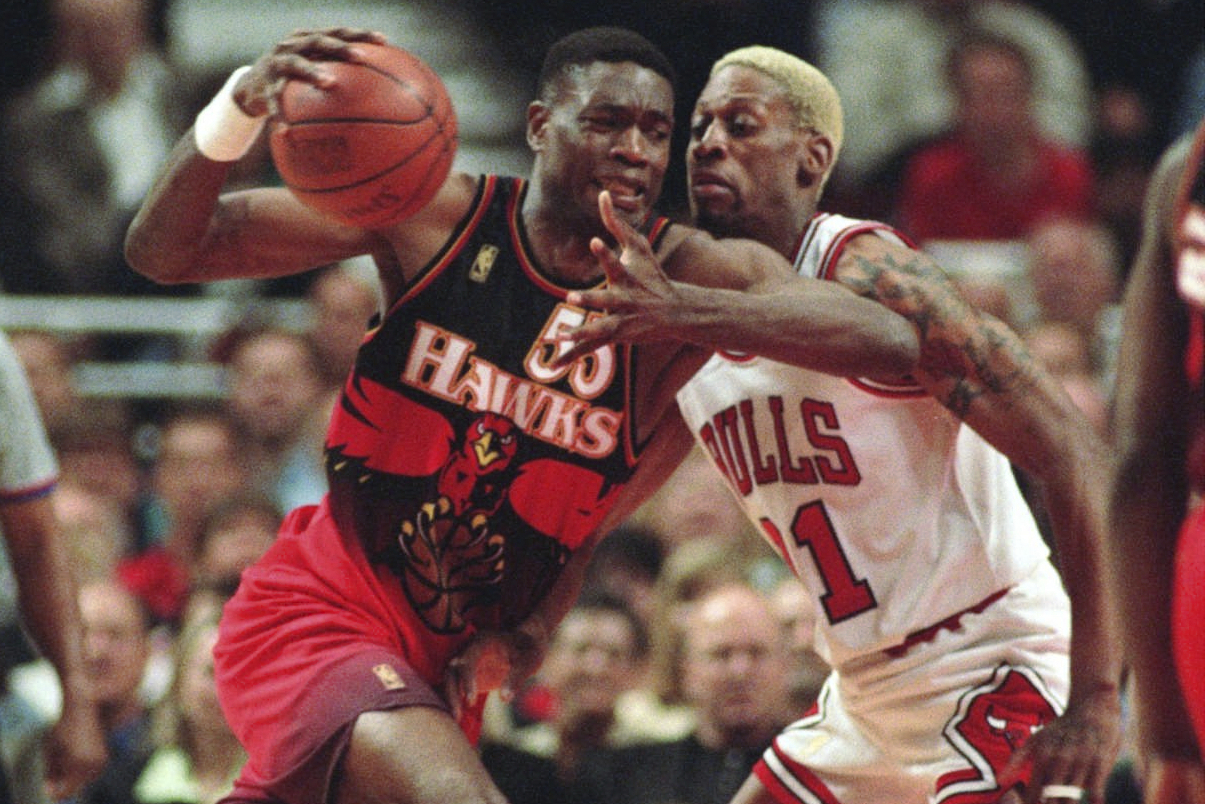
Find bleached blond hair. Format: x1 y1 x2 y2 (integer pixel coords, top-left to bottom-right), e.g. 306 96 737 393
711 46 844 160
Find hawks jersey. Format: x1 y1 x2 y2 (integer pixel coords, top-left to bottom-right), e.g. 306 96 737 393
321 175 672 641
675 213 1053 668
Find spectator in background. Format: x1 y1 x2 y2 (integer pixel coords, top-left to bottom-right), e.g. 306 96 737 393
191 492 280 594
65 578 156 804
304 260 381 393
580 524 665 631
815 0 1092 219
219 327 329 514
132 614 245 804
1091 85 1162 272
183 492 281 627
6 330 86 448
642 538 759 735
765 574 827 712
0 0 199 295
570 582 796 804
1023 322 1109 435
52 407 145 544
1021 216 1123 390
484 594 657 784
895 30 1094 246
54 480 135 586
119 406 247 626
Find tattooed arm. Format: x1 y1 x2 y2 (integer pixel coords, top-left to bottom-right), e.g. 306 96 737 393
834 231 1123 802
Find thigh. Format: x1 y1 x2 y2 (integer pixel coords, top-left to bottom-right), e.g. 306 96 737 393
336 706 509 804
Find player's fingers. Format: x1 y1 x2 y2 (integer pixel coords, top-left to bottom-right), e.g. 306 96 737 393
552 321 620 366
566 288 622 312
597 190 628 247
589 236 629 287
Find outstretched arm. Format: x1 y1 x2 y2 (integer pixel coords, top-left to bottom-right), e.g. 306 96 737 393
560 191 919 379
1110 132 1205 804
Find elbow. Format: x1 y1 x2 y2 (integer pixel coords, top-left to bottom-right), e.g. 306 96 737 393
123 222 194 286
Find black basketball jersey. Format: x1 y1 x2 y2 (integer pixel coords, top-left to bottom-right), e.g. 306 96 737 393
324 175 672 633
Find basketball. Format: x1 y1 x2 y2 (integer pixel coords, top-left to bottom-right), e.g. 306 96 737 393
269 43 458 228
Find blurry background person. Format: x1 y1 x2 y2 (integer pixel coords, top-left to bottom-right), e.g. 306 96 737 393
570 582 797 804
131 614 245 804
302 260 381 394
117 406 247 627
217 327 329 514
61 578 156 804
482 593 655 793
895 30 1094 247
0 0 198 295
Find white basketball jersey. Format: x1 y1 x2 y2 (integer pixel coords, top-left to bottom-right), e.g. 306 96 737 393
676 213 1052 667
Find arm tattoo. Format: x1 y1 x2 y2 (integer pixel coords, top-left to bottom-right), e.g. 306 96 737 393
848 251 1033 418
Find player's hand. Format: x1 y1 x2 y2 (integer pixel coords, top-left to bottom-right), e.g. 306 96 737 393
1141 756 1205 804
236 28 389 117
1002 689 1121 804
41 697 107 800
443 618 550 722
556 190 685 366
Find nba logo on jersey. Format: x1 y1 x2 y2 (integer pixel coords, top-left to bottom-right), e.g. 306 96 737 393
470 245 500 283
372 663 407 690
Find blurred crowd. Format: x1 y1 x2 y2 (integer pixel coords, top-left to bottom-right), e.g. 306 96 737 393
0 0 1200 802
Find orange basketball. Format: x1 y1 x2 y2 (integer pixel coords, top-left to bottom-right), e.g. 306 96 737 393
269 43 458 228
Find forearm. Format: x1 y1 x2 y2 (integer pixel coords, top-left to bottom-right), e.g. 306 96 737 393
1111 425 1197 756
124 133 239 283
1040 458 1124 703
666 278 918 378
4 497 88 694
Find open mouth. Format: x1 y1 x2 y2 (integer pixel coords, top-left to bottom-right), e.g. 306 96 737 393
596 177 647 211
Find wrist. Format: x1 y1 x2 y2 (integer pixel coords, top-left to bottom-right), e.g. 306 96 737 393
194 66 266 161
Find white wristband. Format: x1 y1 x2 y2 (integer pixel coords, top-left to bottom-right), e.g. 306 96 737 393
193 66 267 162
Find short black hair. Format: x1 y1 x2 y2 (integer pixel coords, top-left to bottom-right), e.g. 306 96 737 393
536 26 676 101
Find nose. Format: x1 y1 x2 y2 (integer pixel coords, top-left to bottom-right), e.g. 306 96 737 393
610 126 651 166
691 120 726 160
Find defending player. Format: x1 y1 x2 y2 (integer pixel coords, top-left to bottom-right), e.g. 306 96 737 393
564 46 1121 804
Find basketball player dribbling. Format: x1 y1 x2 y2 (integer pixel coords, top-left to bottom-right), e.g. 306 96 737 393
1111 116 1205 804
563 46 1122 804
123 26 917 804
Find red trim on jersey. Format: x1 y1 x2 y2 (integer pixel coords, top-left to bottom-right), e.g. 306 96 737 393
846 378 928 398
755 742 843 804
0 476 56 504
389 176 500 316
810 216 923 395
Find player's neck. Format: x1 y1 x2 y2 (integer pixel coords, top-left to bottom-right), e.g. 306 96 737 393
522 197 605 284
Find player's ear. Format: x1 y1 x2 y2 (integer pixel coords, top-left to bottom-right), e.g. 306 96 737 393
527 101 551 151
796 130 835 189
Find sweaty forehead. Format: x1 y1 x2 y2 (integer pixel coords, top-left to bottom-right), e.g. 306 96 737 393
695 64 786 114
560 61 674 109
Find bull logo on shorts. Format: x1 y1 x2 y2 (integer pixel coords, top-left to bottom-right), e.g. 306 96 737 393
936 664 1059 803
